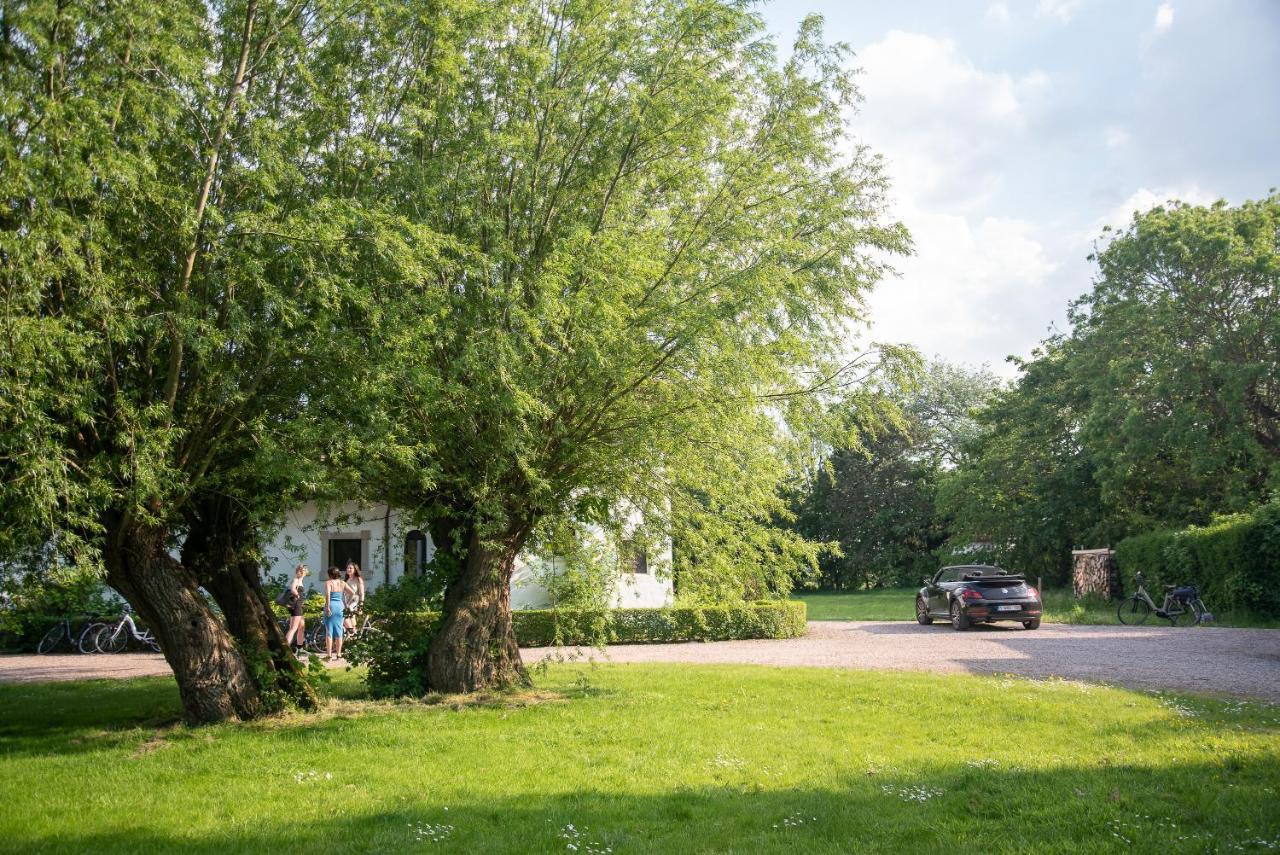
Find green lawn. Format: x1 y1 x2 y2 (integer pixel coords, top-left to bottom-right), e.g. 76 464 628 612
1 665 1278 853
798 587 1280 628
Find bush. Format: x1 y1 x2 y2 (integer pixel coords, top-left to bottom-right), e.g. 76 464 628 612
1115 503 1280 614
355 601 807 697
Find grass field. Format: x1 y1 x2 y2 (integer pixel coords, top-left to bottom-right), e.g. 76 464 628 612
797 587 1280 628
1 665 1277 853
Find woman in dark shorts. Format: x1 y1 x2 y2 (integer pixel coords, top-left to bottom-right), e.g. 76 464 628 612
283 564 308 654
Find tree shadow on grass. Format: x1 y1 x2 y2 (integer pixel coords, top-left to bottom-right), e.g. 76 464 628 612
0 677 184 758
17 758 1280 854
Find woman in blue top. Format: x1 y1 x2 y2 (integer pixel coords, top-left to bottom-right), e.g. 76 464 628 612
322 566 358 661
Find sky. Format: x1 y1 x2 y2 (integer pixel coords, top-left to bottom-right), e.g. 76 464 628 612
760 0 1280 375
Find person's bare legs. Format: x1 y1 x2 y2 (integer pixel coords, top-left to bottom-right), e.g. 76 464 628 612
284 616 304 649
335 632 343 660
325 627 333 660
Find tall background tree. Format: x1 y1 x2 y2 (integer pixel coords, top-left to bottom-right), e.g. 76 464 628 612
940 194 1280 581
0 0 446 722
356 0 911 693
793 360 999 589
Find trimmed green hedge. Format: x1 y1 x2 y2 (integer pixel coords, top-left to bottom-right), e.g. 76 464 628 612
1115 503 1280 614
354 601 808 697
516 600 808 645
377 601 806 646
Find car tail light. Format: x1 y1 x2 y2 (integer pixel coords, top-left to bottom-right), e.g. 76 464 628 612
1025 587 1039 599
960 589 983 601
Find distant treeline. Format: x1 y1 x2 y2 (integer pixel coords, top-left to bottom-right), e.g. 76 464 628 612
795 194 1280 589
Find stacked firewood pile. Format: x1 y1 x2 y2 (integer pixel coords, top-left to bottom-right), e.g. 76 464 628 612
1071 548 1120 600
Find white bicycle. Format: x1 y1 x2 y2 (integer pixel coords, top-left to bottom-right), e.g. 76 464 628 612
92 611 160 653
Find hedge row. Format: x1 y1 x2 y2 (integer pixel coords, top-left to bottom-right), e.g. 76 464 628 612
355 601 808 697
1115 503 1280 614
379 600 808 647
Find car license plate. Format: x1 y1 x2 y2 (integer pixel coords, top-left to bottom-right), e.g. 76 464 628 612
997 605 1020 612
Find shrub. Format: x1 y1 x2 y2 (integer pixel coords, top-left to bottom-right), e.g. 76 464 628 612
354 601 807 697
1115 503 1280 614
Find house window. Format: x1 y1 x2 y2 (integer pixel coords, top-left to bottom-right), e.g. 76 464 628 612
328 538 362 571
622 540 648 575
404 530 428 577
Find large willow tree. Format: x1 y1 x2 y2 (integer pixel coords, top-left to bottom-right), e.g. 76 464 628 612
363 1 909 692
0 0 441 722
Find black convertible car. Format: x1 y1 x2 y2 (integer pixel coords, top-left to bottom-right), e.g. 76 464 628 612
916 564 1042 630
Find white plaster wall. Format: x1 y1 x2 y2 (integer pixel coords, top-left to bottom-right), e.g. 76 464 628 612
265 502 673 609
263 501 418 595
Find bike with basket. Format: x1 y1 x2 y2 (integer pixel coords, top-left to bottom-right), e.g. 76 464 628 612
1116 572 1214 626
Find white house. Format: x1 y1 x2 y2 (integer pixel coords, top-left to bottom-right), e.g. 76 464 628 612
262 501 673 609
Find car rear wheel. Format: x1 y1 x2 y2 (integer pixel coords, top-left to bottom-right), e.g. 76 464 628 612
1022 618 1040 630
949 600 969 631
916 598 933 625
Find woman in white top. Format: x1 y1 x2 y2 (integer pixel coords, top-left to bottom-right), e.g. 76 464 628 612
343 561 366 632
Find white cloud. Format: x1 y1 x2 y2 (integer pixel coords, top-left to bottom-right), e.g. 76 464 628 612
986 2 1010 25
851 32 1058 372
1037 0 1081 23
855 31 1049 208
1104 126 1131 148
1154 3 1175 32
869 210 1057 373
1084 184 1217 245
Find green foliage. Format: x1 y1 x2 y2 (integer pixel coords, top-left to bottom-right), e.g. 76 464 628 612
362 573 445 615
792 360 999 590
357 0 910 615
0 571 116 636
0 566 119 650
1115 502 1280 614
518 601 808 646
942 195 1280 579
359 602 806 696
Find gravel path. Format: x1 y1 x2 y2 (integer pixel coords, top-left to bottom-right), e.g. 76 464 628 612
5 621 1279 702
523 621 1280 703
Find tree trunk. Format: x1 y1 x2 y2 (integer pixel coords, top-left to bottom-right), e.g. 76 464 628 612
202 555 318 712
427 524 531 694
183 498 318 712
104 525 262 724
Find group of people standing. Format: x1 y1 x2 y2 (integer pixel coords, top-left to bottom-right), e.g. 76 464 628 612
280 561 365 661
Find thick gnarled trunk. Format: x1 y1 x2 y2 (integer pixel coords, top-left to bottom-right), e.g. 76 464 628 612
104 526 262 724
427 524 530 694
202 556 318 713
184 498 318 712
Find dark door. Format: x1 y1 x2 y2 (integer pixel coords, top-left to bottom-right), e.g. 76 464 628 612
928 568 955 614
328 538 362 572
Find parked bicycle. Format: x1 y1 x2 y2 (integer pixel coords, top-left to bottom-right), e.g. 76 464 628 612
278 617 323 655
92 610 160 653
1117 572 1214 626
280 614 378 655
35 614 103 654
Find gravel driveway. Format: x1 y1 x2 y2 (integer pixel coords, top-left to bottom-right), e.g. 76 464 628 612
523 621 1280 703
5 621 1279 702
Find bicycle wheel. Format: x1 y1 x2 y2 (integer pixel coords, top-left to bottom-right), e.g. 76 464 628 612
36 623 67 654
137 630 160 652
77 623 106 653
1117 596 1151 625
97 624 128 653
1170 603 1195 626
305 621 325 653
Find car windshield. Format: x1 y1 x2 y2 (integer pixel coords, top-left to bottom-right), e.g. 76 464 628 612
937 567 1008 583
